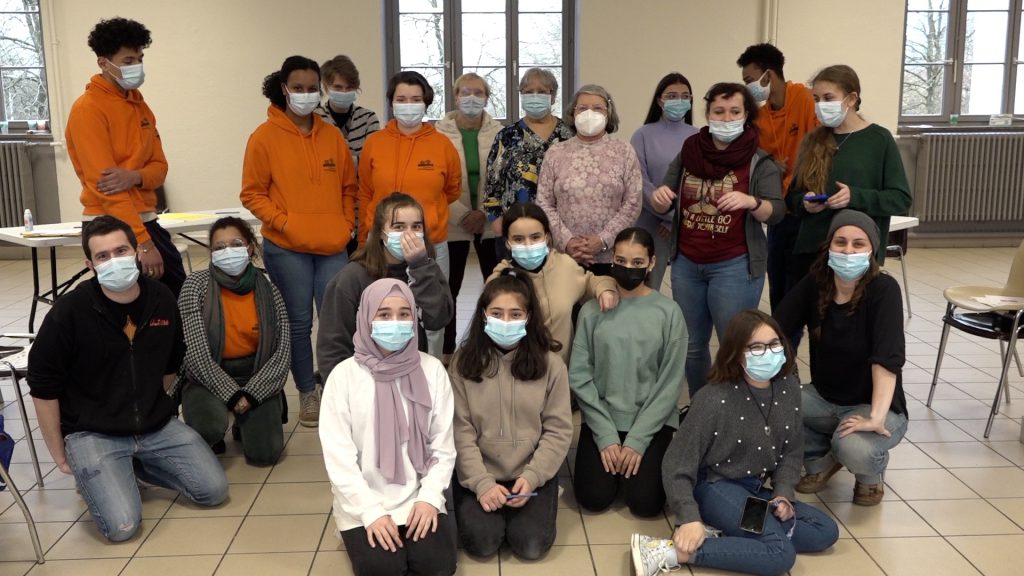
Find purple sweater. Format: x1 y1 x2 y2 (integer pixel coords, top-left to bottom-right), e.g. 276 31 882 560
536 135 642 263
630 118 699 226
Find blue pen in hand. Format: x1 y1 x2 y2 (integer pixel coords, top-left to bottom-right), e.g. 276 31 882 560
506 492 538 499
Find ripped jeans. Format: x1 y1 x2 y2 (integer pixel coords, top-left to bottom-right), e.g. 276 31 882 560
64 418 228 542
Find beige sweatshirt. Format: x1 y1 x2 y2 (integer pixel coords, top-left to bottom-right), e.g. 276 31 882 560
450 350 572 496
489 251 617 365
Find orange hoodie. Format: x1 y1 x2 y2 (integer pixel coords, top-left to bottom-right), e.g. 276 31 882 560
754 81 820 195
358 119 462 244
66 74 168 245
240 106 357 255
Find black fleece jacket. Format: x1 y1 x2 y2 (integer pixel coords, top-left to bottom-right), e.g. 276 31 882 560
28 278 185 436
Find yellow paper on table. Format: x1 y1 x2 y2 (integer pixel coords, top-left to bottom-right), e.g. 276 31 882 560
158 212 215 222
21 227 82 238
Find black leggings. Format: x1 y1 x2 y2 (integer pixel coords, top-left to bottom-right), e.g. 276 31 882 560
340 514 457 576
443 237 498 354
573 423 675 518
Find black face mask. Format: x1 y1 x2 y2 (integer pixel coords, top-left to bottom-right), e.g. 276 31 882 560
610 264 648 290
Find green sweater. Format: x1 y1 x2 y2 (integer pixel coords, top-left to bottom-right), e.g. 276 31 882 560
569 291 687 455
787 123 911 262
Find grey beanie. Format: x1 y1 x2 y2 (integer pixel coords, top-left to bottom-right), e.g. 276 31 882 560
827 209 880 250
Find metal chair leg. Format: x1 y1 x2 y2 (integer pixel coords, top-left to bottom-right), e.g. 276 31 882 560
1014 342 1024 378
927 307 953 406
890 244 912 318
0 464 46 563
999 341 1012 404
986 312 1022 438
2 361 43 488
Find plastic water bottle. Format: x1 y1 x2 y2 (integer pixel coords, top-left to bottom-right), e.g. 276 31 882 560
23 209 34 232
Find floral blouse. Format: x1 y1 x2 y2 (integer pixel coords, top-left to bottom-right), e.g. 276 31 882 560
481 118 575 220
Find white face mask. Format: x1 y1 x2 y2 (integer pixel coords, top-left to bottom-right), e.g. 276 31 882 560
287 91 320 116
211 246 251 276
708 118 746 143
457 95 486 117
816 100 849 128
107 61 145 90
393 102 426 127
574 109 607 137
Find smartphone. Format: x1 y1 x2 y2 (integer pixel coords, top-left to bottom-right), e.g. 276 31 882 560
805 194 829 203
740 496 770 535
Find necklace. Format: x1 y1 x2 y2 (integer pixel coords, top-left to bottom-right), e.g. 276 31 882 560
833 132 854 151
744 381 775 437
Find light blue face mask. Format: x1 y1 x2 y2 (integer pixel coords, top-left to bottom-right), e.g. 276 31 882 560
328 90 357 109
663 98 691 122
521 93 552 119
744 349 786 382
828 250 871 281
384 231 425 261
510 241 549 270
94 255 140 292
484 317 528 349
708 118 746 143
371 320 415 352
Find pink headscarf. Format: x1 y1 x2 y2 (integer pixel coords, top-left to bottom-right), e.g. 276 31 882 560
353 279 436 485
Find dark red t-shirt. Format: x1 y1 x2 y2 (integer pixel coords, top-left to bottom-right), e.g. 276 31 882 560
677 163 751 263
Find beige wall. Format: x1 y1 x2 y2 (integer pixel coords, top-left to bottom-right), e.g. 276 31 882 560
41 0 905 222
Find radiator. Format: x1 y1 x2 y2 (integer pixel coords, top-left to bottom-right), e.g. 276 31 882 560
914 132 1024 234
0 142 36 228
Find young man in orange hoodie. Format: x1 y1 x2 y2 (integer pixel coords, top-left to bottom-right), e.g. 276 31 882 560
66 18 185 295
738 43 819 312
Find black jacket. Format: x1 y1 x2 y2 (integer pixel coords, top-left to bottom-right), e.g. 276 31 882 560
28 278 185 436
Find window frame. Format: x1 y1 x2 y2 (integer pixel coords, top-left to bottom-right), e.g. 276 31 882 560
0 0 50 136
383 0 575 123
899 0 1024 129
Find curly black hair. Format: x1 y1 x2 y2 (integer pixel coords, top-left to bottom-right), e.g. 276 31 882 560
736 43 786 80
87 18 152 58
261 55 320 109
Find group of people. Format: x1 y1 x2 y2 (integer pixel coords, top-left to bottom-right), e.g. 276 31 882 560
23 17 915 576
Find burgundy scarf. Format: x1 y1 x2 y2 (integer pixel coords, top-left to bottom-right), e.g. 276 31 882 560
680 125 760 182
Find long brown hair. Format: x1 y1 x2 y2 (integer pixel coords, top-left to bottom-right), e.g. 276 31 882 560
351 192 435 279
810 244 880 337
708 310 796 385
792 65 863 195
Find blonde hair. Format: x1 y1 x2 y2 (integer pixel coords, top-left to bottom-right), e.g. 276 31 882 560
453 72 490 98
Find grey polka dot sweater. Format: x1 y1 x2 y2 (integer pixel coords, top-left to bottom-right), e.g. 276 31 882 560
662 374 804 526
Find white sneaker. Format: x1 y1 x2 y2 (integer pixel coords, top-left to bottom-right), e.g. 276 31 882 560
630 533 682 576
299 389 321 428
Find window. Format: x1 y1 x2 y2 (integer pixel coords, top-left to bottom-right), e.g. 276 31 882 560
385 0 573 122
0 0 48 134
900 0 1024 125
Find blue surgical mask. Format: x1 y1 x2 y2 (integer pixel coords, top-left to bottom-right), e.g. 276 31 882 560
708 119 746 144
384 231 425 261
816 101 848 128
510 241 548 270
328 90 357 109
521 94 552 119
484 317 527 349
663 98 691 122
371 320 416 352
393 102 426 127
287 91 320 116
744 349 786 382
94 255 140 292
458 95 486 117
211 246 251 276
828 250 872 281
108 61 145 90
746 71 770 103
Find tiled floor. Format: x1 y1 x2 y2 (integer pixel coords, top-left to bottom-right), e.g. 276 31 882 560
1 244 1023 575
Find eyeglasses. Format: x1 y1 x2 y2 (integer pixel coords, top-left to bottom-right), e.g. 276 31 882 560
574 105 607 114
746 340 784 356
213 239 248 251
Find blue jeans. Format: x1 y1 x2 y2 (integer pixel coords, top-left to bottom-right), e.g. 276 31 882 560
262 239 348 392
690 476 839 576
801 385 908 485
671 253 764 396
64 418 228 542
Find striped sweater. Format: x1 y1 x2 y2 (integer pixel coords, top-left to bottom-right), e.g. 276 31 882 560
315 104 381 169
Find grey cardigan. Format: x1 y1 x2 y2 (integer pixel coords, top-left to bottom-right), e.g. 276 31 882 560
660 148 784 277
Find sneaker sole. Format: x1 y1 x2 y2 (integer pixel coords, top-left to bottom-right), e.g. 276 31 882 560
298 419 319 428
630 533 643 576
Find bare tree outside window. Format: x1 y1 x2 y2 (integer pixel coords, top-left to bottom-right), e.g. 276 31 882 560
0 0 48 125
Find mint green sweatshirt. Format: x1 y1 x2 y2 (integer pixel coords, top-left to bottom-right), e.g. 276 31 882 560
569 291 687 454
